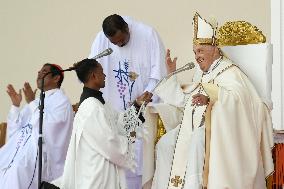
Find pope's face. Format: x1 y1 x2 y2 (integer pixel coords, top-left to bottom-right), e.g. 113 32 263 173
193 44 218 72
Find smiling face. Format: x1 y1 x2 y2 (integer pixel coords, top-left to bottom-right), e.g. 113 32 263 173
193 44 220 72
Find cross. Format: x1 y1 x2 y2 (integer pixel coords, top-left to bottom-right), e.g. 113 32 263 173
171 175 183 187
130 131 136 138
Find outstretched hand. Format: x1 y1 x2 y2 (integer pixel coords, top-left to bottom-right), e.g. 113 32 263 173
6 84 22 107
23 82 37 104
166 49 177 74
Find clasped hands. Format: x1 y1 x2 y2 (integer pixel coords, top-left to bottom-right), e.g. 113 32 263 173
6 82 37 107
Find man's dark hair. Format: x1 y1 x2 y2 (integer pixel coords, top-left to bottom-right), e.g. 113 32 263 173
102 14 128 37
44 63 64 88
74 58 100 83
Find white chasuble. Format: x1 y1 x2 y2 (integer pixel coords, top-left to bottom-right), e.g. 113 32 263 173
150 57 274 189
151 76 207 189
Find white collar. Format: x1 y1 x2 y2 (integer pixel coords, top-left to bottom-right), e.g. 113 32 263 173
44 88 59 97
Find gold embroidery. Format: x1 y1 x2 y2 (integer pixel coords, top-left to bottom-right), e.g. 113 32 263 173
130 131 136 138
171 175 183 187
155 115 166 144
193 12 217 45
129 71 139 81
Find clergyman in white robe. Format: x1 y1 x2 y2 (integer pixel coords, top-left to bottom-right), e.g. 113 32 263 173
88 15 167 189
150 56 274 189
0 89 73 189
57 87 138 189
89 16 166 111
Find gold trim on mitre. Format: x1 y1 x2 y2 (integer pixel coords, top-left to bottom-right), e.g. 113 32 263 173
193 12 217 45
217 21 266 46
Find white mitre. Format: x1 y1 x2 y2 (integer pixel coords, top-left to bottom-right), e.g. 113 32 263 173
193 12 217 45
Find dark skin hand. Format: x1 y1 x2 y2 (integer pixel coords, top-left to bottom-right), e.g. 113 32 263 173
7 82 37 107
23 82 37 104
6 84 22 107
135 91 153 106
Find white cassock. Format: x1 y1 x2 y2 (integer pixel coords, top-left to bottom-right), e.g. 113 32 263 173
148 57 274 189
0 88 73 189
89 16 166 189
56 97 136 189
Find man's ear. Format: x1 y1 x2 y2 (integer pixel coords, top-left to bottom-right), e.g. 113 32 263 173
91 72 100 84
53 75 61 85
92 72 97 80
124 26 129 34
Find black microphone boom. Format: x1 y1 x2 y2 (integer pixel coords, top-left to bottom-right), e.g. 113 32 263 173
61 67 76 72
91 48 113 59
47 67 76 76
47 49 113 76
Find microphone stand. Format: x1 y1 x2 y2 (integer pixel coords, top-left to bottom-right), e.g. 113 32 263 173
37 68 74 189
38 72 51 189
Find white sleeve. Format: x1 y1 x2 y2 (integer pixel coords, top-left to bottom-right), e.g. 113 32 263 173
144 78 158 92
81 101 132 169
149 29 167 80
88 31 106 59
7 103 34 138
30 96 73 151
154 76 186 107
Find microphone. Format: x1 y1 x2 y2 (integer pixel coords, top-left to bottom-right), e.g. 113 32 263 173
44 48 113 77
45 66 76 77
91 48 113 59
60 67 76 72
152 62 195 92
166 62 195 79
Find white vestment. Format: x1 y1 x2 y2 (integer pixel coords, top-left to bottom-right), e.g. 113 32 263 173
149 57 274 189
89 16 166 111
0 88 73 189
89 16 167 188
56 97 136 189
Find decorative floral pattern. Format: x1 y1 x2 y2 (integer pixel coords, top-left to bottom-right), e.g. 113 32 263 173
113 59 136 110
3 123 32 174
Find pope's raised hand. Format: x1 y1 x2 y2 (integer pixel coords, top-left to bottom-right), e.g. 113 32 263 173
166 49 177 74
6 84 22 107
